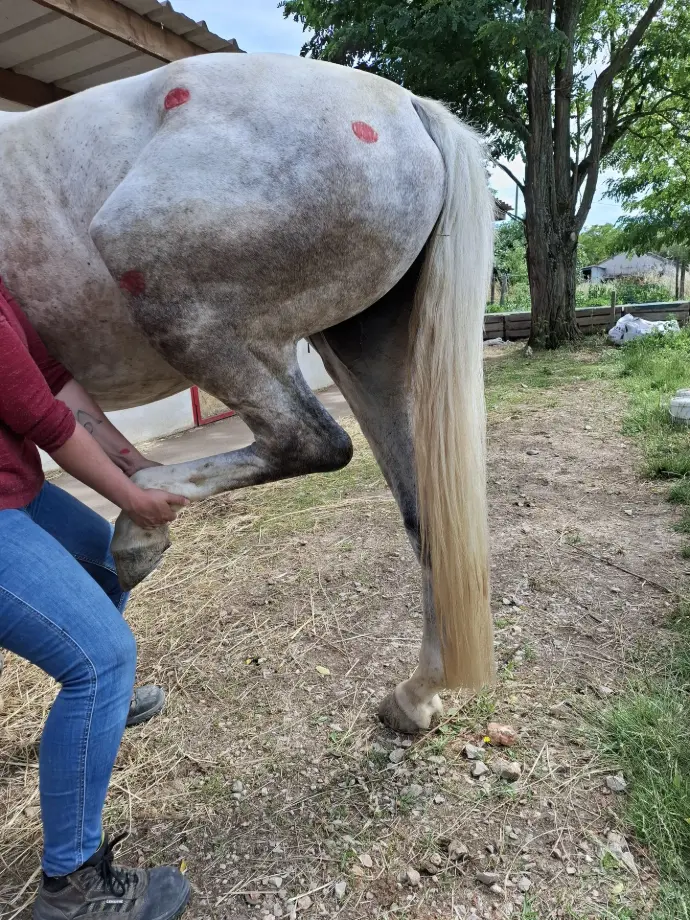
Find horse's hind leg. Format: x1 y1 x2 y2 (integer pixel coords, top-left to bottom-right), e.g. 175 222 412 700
108 331 353 589
311 258 445 733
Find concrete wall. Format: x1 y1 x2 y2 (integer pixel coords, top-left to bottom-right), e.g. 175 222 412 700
41 341 332 472
598 253 674 279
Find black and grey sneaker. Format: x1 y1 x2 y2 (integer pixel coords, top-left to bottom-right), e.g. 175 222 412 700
33 834 190 920
126 686 166 728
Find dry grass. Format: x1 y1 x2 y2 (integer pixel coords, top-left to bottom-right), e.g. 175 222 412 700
1 363 687 919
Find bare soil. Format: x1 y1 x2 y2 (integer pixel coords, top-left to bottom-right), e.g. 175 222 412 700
2 345 686 920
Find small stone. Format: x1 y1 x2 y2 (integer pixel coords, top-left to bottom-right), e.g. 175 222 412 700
334 881 347 900
296 895 312 911
403 783 424 800
270 876 283 889
350 865 364 878
464 743 483 760
606 773 628 793
471 761 490 778
389 748 405 765
517 877 531 893
491 758 522 782
433 794 445 804
232 780 244 794
487 722 518 746
448 840 469 861
490 884 503 895
526 449 539 456
406 868 421 887
597 685 614 697
24 805 40 819
566 866 577 875
245 891 262 905
429 853 443 867
359 853 373 869
584 424 592 431
476 871 499 886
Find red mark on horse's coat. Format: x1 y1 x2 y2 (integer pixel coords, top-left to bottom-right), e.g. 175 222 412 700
164 87 191 110
352 121 379 143
119 448 131 456
119 271 146 296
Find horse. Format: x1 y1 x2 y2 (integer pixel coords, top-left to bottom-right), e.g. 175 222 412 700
0 52 494 733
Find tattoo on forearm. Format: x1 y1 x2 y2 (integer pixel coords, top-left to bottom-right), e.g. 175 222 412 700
76 409 103 436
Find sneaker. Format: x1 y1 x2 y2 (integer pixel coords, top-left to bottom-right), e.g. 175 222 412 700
126 686 166 728
33 833 190 920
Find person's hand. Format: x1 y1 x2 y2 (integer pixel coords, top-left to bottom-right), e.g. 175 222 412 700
123 486 189 529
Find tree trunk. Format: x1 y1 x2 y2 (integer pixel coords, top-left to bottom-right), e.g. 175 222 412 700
525 0 579 349
490 273 496 304
676 259 681 300
525 212 579 347
681 261 687 300
499 273 508 307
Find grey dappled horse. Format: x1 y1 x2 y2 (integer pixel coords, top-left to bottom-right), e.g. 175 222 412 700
0 53 494 732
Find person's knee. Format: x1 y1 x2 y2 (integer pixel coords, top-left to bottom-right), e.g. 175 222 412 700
97 615 137 688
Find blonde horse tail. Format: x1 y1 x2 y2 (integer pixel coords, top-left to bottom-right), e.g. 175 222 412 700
411 97 495 689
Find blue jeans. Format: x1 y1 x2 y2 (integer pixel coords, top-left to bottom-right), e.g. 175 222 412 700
0 483 135 877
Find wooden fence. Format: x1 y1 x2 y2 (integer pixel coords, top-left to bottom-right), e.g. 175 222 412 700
484 301 690 342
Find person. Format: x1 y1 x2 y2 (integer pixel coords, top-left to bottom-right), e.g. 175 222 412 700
0 278 192 920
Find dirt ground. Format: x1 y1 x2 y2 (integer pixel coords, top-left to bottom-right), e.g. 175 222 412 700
1 344 686 920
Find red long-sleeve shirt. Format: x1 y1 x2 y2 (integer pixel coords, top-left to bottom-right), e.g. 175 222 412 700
0 279 75 510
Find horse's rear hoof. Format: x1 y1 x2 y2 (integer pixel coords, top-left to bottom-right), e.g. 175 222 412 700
114 543 170 590
111 515 171 590
378 688 442 734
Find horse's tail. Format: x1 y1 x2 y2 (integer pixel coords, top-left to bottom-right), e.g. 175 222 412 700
410 97 495 689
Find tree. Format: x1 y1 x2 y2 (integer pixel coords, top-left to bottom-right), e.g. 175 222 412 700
282 0 690 346
609 104 690 298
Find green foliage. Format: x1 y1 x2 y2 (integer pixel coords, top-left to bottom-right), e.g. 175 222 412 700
487 279 672 313
494 220 527 280
607 10 690 261
578 224 625 267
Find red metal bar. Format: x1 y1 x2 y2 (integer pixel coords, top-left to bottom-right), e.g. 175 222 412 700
190 386 235 427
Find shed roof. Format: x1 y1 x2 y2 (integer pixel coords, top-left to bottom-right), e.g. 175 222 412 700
0 0 241 111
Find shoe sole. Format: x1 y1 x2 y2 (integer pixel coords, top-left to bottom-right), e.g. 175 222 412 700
125 698 166 728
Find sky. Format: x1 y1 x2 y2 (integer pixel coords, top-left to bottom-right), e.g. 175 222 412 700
173 0 623 229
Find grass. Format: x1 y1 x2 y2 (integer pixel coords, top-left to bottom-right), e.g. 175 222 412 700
616 328 690 480
588 329 690 919
484 338 613 413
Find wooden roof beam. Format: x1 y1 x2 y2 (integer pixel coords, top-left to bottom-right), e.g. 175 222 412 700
31 0 241 63
0 66 71 108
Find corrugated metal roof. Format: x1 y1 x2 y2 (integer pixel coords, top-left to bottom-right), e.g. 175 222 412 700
0 0 240 109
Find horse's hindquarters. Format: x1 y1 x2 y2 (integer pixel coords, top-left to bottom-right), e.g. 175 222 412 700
89 56 445 350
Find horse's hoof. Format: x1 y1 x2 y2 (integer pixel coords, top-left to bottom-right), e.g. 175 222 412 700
378 689 443 734
111 515 171 590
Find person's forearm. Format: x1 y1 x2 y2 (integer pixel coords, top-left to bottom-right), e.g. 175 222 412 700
50 423 140 512
55 379 155 476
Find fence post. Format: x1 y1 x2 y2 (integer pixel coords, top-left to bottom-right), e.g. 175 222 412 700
610 290 617 329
